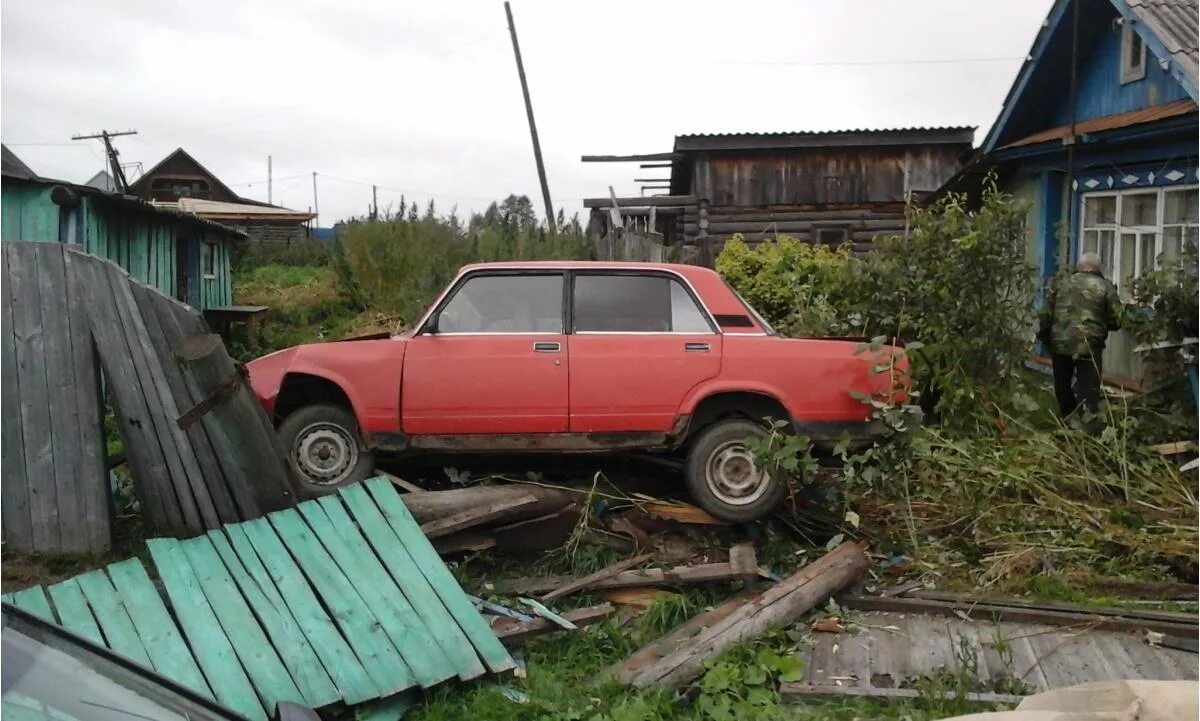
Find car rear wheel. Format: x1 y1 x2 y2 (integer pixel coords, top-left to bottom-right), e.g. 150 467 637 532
684 419 785 522
278 404 374 497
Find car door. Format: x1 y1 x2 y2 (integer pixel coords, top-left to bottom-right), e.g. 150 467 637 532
401 271 568 434
567 271 722 433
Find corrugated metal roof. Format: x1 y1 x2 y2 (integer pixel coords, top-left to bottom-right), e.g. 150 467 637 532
1122 0 1199 88
999 98 1197 148
154 197 315 222
673 126 976 151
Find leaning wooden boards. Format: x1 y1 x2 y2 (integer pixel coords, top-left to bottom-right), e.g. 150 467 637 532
1 478 514 720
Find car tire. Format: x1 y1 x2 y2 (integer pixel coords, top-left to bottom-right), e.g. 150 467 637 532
277 404 374 498
684 419 785 523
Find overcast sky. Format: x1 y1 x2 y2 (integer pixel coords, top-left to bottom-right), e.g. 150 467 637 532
2 0 1051 225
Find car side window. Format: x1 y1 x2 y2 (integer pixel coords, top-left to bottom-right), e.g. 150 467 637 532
436 274 563 333
573 274 713 333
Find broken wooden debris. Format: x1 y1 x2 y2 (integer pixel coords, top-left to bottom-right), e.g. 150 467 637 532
492 604 615 646
728 542 758 578
540 553 654 602
841 593 1199 636
470 596 533 623
614 541 869 688
495 554 762 596
810 617 846 633
380 470 426 494
402 484 575 527
602 588 679 609
418 494 538 539
433 531 496 555
519 598 578 630
1148 441 1196 456
643 502 725 525
779 683 1025 705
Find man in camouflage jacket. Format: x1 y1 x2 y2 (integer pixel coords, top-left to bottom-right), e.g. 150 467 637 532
1038 252 1123 417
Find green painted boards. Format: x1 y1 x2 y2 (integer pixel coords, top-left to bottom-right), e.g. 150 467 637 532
1 478 514 720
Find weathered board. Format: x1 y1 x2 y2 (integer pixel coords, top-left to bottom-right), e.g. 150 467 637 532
1 242 295 551
4 479 513 718
0 242 108 553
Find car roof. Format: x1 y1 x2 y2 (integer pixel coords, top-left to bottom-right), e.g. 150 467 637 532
457 260 718 279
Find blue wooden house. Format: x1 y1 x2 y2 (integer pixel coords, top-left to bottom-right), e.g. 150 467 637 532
1 146 243 311
955 0 1197 383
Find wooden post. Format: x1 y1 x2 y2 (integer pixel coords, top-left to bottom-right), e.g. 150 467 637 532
504 1 555 232
697 198 712 267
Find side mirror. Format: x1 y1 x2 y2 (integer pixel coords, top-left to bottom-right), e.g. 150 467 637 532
424 313 440 335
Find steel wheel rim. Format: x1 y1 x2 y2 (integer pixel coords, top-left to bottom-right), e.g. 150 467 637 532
705 439 771 506
293 422 358 486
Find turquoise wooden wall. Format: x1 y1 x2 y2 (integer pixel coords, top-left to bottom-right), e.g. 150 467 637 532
0 181 235 310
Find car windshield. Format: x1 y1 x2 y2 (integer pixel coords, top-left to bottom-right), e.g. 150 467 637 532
723 282 777 335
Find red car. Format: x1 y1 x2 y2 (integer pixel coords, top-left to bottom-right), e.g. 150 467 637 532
246 262 905 521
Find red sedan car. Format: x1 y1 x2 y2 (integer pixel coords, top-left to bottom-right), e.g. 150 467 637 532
247 262 905 521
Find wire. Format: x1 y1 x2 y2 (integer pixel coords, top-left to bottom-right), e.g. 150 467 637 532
704 55 1023 67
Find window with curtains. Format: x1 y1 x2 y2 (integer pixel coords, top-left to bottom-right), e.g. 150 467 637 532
1079 186 1198 297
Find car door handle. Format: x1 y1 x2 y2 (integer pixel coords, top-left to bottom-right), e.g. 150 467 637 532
533 341 561 352
684 342 710 352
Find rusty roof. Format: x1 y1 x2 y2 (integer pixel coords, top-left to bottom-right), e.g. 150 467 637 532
673 126 975 152
999 99 1198 148
1121 0 1199 88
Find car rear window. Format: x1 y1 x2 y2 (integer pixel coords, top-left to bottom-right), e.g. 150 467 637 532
573 274 712 333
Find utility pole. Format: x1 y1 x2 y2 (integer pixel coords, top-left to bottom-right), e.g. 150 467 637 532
372 185 378 220
268 156 273 205
71 129 138 192
312 172 320 227
504 1 555 232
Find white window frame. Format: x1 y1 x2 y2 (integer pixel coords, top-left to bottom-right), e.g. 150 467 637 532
201 241 218 279
1079 184 1198 297
1119 23 1147 84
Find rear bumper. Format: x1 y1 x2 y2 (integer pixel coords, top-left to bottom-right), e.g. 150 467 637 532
793 420 889 450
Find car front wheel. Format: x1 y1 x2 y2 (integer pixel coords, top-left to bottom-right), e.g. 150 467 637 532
277 404 375 497
684 419 785 522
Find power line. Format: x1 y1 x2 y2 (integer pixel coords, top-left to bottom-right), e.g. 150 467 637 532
704 55 1023 67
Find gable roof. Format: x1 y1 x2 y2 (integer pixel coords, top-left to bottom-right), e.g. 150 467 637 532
1 145 37 180
128 147 242 201
673 126 975 152
84 170 117 192
980 0 1198 154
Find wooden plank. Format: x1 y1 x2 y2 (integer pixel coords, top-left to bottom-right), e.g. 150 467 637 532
0 245 33 550
900 590 1200 626
235 518 380 704
492 562 749 595
35 244 85 552
305 497 456 687
338 484 487 680
131 281 238 524
268 509 414 696
105 557 213 698
541 553 654 602
207 530 340 709
780 683 1024 705
75 569 153 668
580 153 681 163
178 535 304 709
154 297 259 520
9 585 55 622
364 478 516 675
61 248 110 553
418 494 538 538
493 604 615 646
643 502 725 525
8 243 60 551
147 537 266 721
46 578 104 645
69 252 176 532
379 470 426 494
106 263 215 531
230 520 376 705
838 595 1198 636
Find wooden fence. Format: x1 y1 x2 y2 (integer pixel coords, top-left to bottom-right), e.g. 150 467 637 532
1 242 296 554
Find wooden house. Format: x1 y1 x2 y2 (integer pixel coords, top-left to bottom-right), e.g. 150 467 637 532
583 127 973 263
129 148 315 246
946 0 1198 382
1 146 242 310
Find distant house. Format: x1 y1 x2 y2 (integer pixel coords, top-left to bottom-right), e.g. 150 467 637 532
84 170 118 192
582 127 973 262
946 0 1198 382
0 145 243 311
129 148 315 246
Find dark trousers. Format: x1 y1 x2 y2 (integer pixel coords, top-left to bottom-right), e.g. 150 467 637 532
1051 353 1102 417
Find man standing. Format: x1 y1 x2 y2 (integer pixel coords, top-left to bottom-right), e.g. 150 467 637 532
1038 252 1123 417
